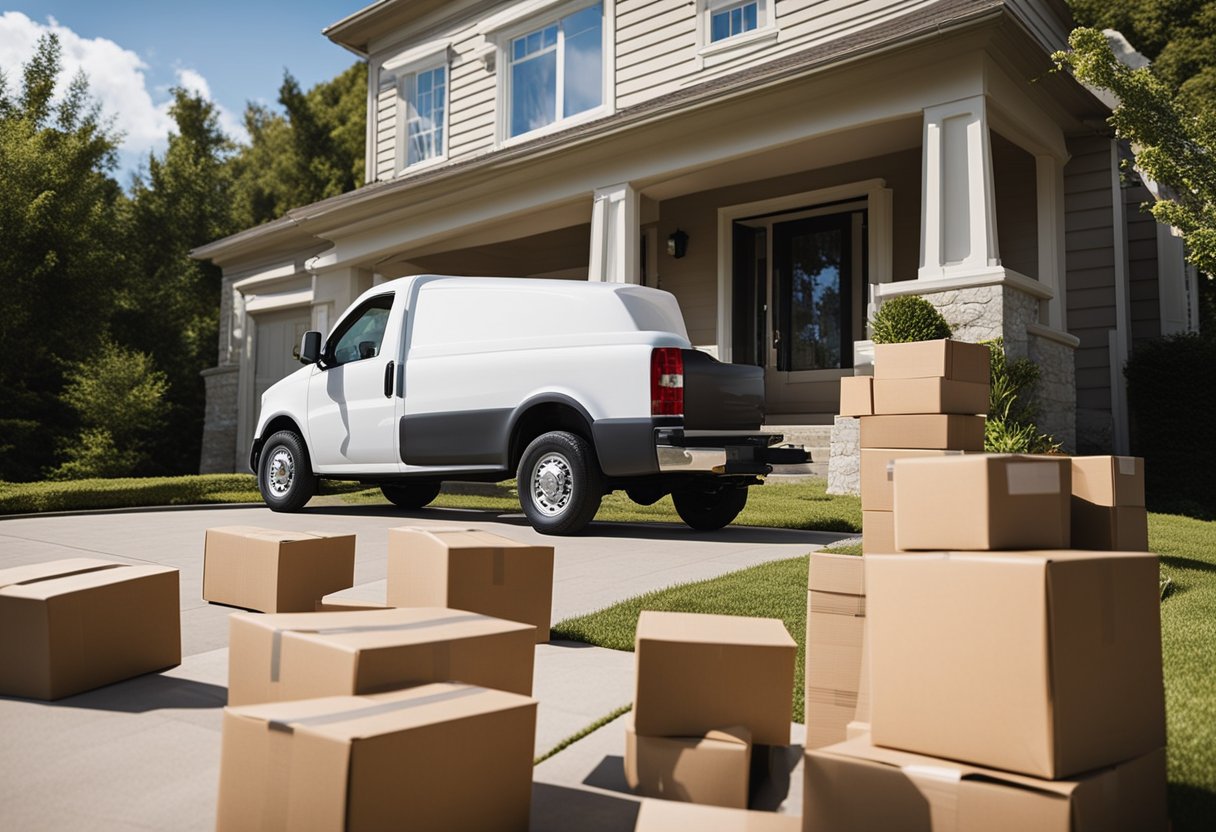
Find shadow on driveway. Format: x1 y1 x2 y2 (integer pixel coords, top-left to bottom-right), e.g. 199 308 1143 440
4 673 228 714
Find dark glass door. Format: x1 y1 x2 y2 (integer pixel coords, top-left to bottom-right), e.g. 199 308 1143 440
772 213 853 371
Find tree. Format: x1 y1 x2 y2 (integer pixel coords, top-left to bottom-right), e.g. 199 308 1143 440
0 34 128 480
1054 28 1216 328
117 88 237 475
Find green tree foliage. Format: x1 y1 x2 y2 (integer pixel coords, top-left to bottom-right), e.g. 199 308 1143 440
0 34 128 480
1054 26 1216 329
869 295 954 344
116 89 237 474
50 340 168 479
229 62 366 228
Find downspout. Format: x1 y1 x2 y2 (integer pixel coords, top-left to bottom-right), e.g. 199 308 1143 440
1108 140 1131 455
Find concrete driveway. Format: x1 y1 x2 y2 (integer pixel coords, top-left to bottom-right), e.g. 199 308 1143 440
0 503 845 830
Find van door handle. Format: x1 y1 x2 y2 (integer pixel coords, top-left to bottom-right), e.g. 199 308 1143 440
384 361 395 398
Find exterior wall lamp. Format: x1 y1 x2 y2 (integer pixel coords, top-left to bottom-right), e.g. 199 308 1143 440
667 229 689 259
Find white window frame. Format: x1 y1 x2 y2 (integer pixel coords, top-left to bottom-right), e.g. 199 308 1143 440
383 39 452 174
483 0 614 147
696 0 778 69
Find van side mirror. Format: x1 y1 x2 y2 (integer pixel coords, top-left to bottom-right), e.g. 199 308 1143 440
299 331 322 365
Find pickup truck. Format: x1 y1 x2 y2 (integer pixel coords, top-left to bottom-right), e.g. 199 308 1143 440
252 275 807 535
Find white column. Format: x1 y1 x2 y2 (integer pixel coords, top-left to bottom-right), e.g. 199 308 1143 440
919 96 1000 280
1036 154 1068 330
588 182 640 283
310 266 374 332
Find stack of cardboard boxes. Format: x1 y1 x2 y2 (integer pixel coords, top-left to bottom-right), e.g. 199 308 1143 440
625 611 797 809
842 339 990 555
207 525 555 830
802 342 1167 829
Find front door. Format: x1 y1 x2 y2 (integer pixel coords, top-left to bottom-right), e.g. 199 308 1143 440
732 205 865 415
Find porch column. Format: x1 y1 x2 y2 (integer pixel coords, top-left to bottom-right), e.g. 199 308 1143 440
1036 154 1068 330
588 182 640 283
919 95 1000 279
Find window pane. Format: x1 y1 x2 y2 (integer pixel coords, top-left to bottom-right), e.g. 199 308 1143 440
743 2 758 31
406 66 445 166
513 38 526 60
711 10 730 41
330 297 393 366
543 24 558 48
511 51 557 136
562 6 602 117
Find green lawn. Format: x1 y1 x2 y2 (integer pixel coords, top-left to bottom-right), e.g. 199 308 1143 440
554 512 1216 831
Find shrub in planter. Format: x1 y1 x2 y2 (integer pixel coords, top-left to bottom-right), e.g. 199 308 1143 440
1125 332 1215 518
983 338 1060 455
870 295 953 344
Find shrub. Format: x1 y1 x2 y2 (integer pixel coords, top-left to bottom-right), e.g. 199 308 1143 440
983 338 1060 454
870 295 953 344
1125 332 1215 518
0 474 260 514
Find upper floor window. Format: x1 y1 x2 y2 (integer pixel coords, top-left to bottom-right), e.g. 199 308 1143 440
507 3 604 139
403 64 447 166
711 1 758 42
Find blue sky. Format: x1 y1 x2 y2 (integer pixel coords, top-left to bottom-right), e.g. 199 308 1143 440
1 2 368 183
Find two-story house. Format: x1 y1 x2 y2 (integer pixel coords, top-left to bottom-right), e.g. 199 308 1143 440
192 0 1202 475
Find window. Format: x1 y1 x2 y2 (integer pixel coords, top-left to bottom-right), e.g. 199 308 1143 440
507 3 603 139
710 1 758 42
402 65 446 166
326 295 394 367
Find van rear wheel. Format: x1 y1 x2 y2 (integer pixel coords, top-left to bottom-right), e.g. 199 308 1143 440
381 481 442 510
517 431 603 535
672 482 748 531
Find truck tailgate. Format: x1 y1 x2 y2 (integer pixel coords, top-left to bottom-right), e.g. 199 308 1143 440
681 349 764 431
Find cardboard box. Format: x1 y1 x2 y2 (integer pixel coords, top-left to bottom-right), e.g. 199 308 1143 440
203 526 355 613
838 376 874 417
315 595 391 612
227 606 536 706
634 611 796 746
0 558 181 700
860 449 966 511
872 378 989 415
217 683 536 832
1071 503 1150 551
634 799 801 831
387 528 553 643
624 716 751 809
866 550 1166 779
805 554 866 749
1071 455 1145 507
873 339 990 383
859 414 985 450
892 455 1071 550
861 511 899 554
803 739 1167 832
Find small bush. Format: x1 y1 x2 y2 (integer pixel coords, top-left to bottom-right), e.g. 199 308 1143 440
870 295 953 344
983 338 1060 454
1125 333 1215 518
0 474 260 514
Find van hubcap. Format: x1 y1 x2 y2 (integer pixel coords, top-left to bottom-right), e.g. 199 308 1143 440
267 447 294 496
531 453 572 516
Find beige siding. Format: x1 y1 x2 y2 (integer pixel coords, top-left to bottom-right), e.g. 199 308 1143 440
1063 135 1116 453
615 0 940 110
375 78 397 181
1124 177 1161 349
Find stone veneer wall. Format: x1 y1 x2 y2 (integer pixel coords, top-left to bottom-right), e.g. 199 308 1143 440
199 365 240 474
919 284 1038 357
825 416 860 495
1029 333 1077 453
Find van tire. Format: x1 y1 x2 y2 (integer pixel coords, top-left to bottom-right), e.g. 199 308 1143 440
381 481 442 510
257 430 317 512
672 482 748 531
517 431 603 535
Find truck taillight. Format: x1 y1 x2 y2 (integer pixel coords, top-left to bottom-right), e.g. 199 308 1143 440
651 347 684 417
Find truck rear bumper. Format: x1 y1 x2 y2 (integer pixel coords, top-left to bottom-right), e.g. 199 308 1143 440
655 429 809 475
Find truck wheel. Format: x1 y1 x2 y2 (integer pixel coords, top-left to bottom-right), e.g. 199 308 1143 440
517 431 603 535
672 483 748 531
381 481 442 510
257 430 317 512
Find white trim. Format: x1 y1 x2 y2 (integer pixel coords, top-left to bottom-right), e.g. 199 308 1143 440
588 182 640 283
716 179 891 363
1109 140 1131 455
1035 154 1067 330
395 59 451 173
1026 321 1080 349
696 0 778 69
876 267 1054 301
382 38 452 73
1156 223 1191 336
491 0 614 147
245 289 313 314
233 263 299 292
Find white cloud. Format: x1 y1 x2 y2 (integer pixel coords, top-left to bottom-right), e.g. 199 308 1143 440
0 11 247 181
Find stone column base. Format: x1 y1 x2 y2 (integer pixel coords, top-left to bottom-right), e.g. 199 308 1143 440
199 364 240 474
826 416 861 496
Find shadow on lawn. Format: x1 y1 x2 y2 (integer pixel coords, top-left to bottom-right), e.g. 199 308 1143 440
1160 555 1216 574
1169 782 1216 832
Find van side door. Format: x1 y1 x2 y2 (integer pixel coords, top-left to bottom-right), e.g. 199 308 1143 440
305 291 403 472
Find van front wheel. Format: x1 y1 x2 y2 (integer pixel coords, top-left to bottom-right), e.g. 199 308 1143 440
517 431 603 535
257 430 317 512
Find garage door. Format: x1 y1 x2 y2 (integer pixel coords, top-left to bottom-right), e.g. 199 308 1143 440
253 308 311 424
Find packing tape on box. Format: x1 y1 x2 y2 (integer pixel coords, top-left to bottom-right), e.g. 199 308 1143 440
267 685 487 732
904 764 961 831
269 612 491 681
1 563 125 590
1005 461 1061 496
